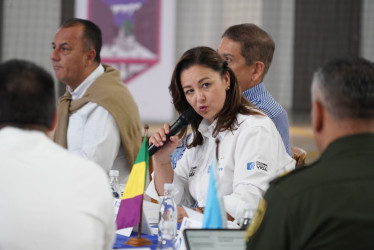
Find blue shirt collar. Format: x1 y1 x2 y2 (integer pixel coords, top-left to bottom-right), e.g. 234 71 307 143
242 82 266 101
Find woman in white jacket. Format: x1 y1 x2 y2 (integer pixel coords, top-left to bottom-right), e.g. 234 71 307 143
146 46 295 221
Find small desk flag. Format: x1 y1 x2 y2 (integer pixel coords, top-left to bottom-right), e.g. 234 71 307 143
116 137 149 229
202 155 227 229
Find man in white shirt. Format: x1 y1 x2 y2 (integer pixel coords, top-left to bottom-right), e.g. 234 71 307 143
51 18 142 183
0 59 115 250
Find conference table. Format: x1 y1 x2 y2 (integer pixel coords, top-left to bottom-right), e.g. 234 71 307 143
111 224 247 250
111 200 246 250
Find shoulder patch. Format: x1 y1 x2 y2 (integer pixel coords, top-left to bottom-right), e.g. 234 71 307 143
279 169 292 178
245 198 267 242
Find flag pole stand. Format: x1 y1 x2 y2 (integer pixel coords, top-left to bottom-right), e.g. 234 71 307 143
125 194 152 246
125 125 152 247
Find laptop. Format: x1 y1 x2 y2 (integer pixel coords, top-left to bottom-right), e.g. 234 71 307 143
183 228 246 250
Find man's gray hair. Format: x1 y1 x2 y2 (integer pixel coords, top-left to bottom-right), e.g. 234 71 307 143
311 57 374 121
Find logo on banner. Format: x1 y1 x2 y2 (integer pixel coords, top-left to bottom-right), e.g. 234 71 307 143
89 0 161 83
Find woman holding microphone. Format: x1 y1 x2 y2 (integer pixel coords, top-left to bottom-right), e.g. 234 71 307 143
146 46 294 222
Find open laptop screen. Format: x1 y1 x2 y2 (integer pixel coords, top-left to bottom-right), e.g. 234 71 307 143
183 229 246 250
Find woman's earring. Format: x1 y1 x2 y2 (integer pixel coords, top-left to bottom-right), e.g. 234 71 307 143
226 85 230 90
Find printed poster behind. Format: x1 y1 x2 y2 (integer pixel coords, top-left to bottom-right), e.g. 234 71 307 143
76 0 175 122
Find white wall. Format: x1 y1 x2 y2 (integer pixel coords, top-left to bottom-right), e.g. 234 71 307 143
361 0 374 61
1 0 61 97
176 0 263 58
175 0 223 59
262 0 295 111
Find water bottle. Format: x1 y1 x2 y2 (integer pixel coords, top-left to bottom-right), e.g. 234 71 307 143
109 170 121 216
240 203 254 229
157 221 176 250
158 183 177 245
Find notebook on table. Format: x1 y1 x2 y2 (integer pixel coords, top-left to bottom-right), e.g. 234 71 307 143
183 228 246 250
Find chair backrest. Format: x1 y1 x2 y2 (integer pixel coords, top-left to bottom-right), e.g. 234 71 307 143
291 146 307 167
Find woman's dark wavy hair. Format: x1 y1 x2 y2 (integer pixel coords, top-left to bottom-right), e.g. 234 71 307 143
169 46 262 148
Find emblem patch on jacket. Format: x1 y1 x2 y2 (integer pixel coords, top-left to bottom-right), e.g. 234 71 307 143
189 166 197 177
247 162 255 170
247 161 268 172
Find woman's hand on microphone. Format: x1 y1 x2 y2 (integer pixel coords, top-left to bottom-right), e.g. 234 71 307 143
149 123 179 160
150 124 178 196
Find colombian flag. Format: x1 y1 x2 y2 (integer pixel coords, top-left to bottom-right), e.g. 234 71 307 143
116 137 148 229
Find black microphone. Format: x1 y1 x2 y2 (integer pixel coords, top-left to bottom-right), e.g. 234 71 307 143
148 108 198 156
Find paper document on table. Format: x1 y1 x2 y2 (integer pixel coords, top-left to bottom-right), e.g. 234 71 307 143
143 200 160 224
116 227 132 237
183 206 203 222
183 206 239 229
133 209 153 235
